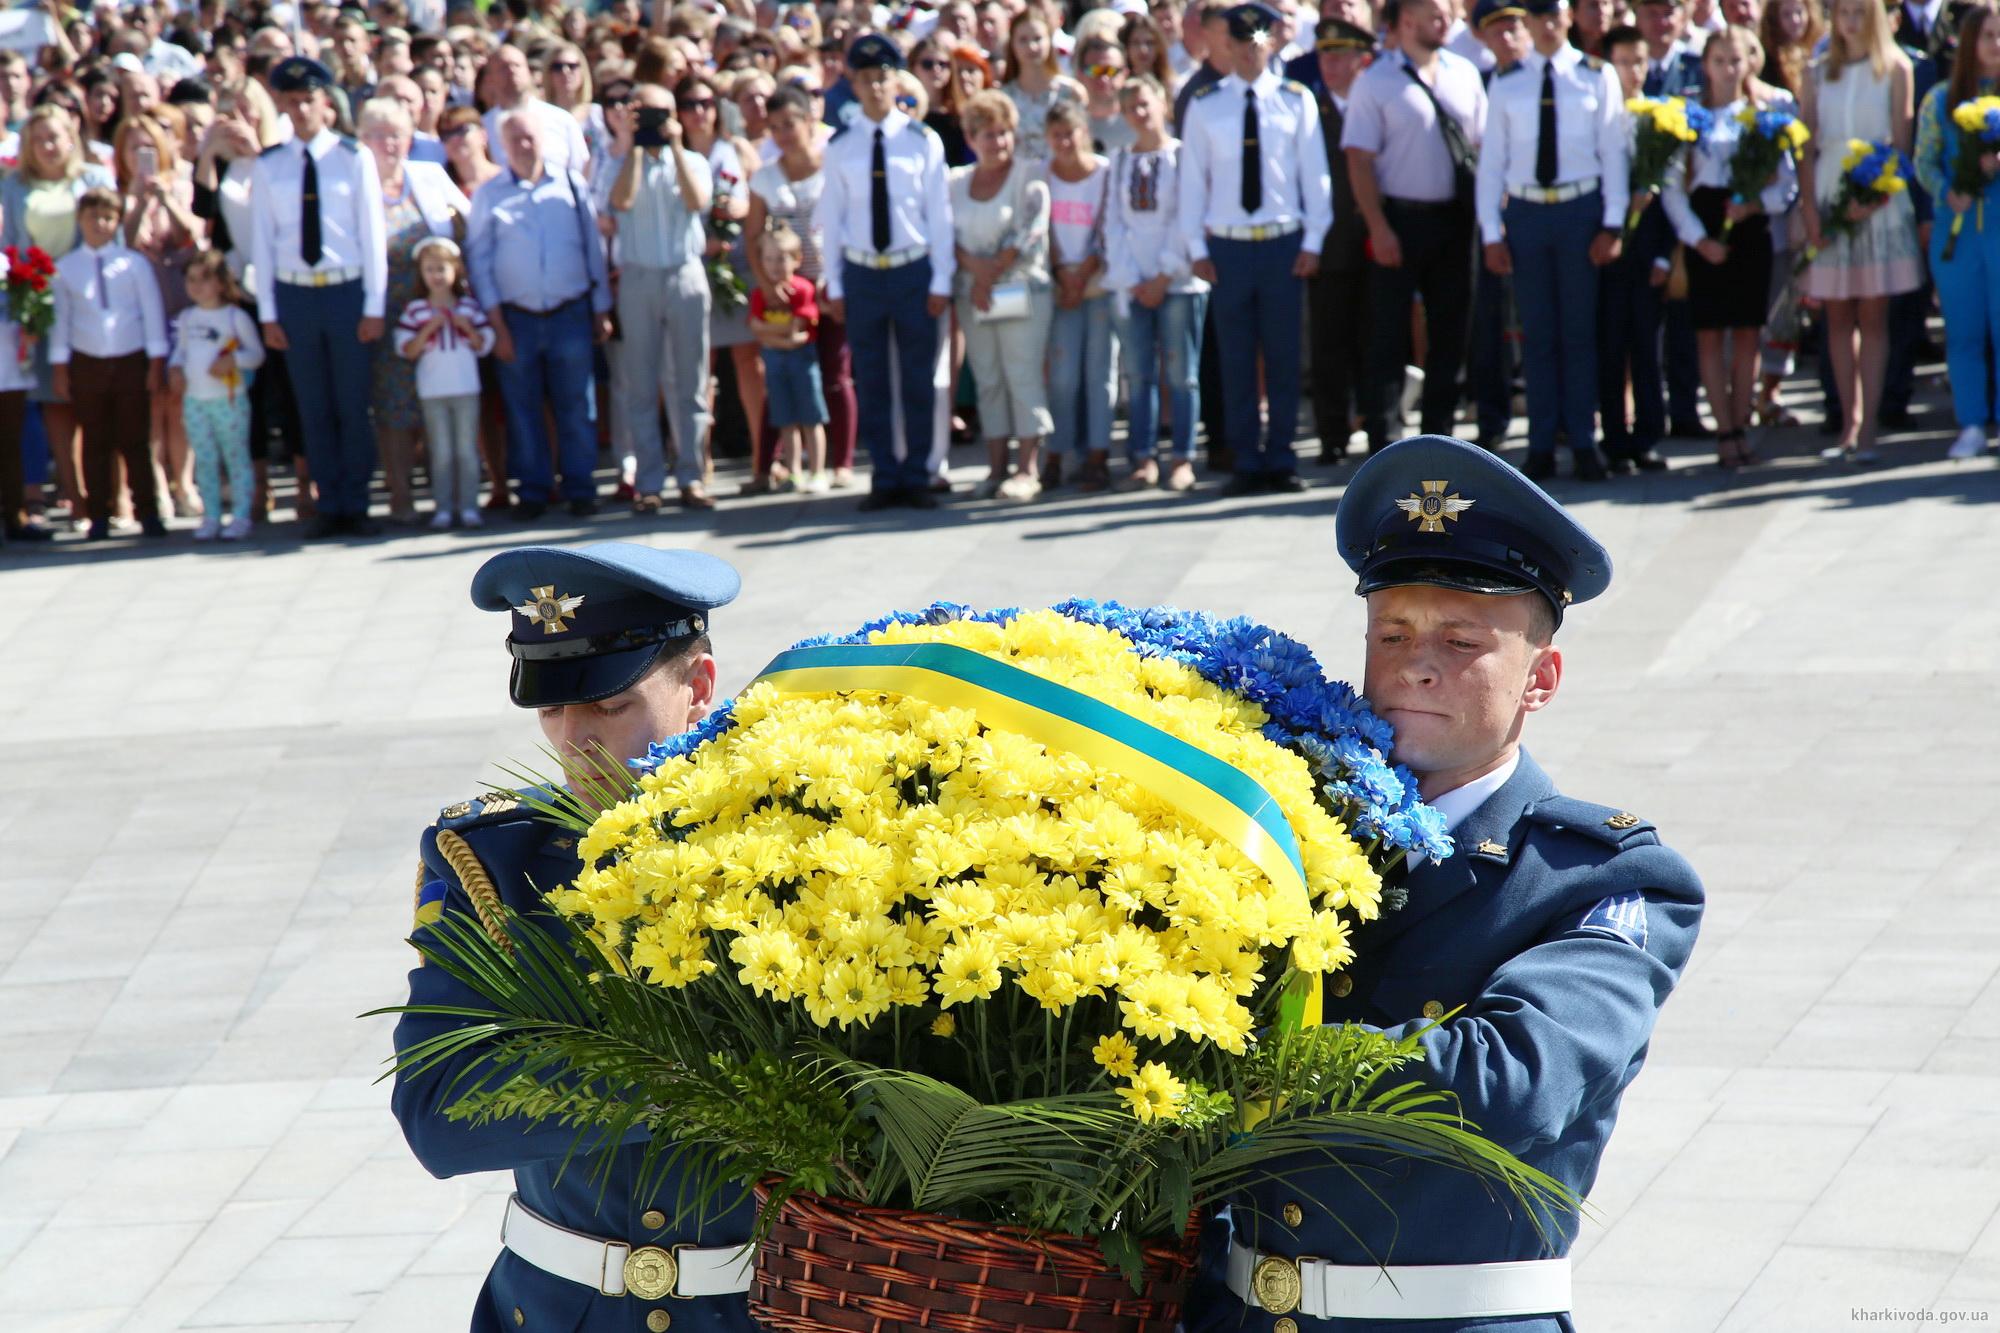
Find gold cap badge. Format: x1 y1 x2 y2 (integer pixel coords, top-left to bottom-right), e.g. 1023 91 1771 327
515 585 586 635
1395 480 1474 534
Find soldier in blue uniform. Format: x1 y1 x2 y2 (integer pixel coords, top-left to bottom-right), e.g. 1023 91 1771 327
1185 434 1704 1333
390 541 757 1333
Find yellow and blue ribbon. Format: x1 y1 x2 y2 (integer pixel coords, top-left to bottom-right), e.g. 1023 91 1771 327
751 640 1324 1028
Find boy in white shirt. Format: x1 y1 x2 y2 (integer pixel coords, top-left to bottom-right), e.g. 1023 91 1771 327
51 187 169 541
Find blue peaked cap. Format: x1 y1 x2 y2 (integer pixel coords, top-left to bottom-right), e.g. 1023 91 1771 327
470 543 741 708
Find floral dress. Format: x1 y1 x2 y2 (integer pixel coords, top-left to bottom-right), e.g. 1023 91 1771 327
1804 59 1922 300
369 188 429 431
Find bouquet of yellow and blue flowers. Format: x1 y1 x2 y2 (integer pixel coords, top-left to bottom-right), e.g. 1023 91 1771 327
388 601 1568 1333
1796 139 1907 274
1943 95 2000 260
1625 95 1707 237
1721 103 1809 239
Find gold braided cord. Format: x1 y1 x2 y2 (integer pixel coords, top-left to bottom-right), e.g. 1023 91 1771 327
433 828 516 953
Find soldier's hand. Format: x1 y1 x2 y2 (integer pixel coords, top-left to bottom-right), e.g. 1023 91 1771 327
357 316 385 344
1292 249 1320 279
1696 238 1728 266
1190 258 1217 285
1588 232 1621 266
1482 241 1512 276
926 293 950 318
262 321 288 352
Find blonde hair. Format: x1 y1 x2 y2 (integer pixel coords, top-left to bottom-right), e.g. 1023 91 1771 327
543 41 595 109
13 105 85 184
758 221 803 260
184 248 242 304
357 96 414 138
1822 0 1902 81
960 86 1018 137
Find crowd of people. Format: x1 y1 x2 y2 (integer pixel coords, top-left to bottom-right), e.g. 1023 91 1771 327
0 0 1990 545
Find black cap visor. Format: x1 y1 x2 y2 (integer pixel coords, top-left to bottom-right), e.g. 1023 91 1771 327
1355 557 1564 623
509 639 674 709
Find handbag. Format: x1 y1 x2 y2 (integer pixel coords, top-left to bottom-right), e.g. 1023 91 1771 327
973 280 1031 323
1403 60 1477 206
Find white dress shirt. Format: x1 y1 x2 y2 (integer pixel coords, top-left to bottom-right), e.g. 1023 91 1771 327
1177 69 1334 260
1428 751 1521 835
483 98 593 180
248 128 389 322
1476 45 1631 244
815 109 955 301
49 243 168 364
1660 97 1799 247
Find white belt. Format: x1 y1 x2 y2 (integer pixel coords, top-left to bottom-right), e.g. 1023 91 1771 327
499 1194 754 1300
1226 1239 1570 1321
276 266 363 287
1209 221 1303 241
842 244 928 270
1511 178 1600 205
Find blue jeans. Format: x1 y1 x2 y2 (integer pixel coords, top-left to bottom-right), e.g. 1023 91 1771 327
1116 289 1207 461
274 278 375 517
495 298 598 504
1208 232 1304 475
843 257 936 493
1048 291 1117 461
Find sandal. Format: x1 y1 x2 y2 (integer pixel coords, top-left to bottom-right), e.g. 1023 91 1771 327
1757 403 1800 428
1716 431 1747 468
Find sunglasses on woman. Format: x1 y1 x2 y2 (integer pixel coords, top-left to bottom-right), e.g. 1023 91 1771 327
1085 63 1125 78
549 60 582 72
679 98 717 111
917 57 951 70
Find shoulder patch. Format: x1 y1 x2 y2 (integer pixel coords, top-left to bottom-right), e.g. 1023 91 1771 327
1583 55 1604 71
1525 796 1658 848
1282 78 1311 96
1194 80 1222 99
1579 890 1649 949
436 791 529 829
338 135 360 152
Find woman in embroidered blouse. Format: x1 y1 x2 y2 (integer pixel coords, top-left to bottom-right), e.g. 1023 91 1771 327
1913 4 2000 460
1662 26 1797 468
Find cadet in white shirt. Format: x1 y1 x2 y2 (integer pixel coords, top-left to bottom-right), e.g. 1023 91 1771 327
816 34 955 512
1178 1 1331 493
1477 0 1629 481
250 56 390 538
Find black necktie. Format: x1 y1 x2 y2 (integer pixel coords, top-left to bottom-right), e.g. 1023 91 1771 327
301 145 323 265
1536 61 1558 187
1241 87 1261 213
871 127 890 251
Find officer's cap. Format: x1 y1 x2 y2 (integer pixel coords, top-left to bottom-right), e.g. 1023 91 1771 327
470 543 741 708
846 33 906 70
1521 0 1567 15
1472 0 1529 26
1335 435 1611 628
269 56 336 93
1315 17 1375 49
1226 2 1283 41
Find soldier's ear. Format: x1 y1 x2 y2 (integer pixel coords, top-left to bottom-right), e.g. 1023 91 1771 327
1521 643 1562 714
684 653 719 720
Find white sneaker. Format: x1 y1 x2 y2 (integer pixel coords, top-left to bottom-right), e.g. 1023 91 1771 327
459 508 484 528
1399 366 1426 427
193 517 221 541
807 470 832 494
428 510 454 530
221 516 252 540
998 472 1042 502
1948 425 1987 459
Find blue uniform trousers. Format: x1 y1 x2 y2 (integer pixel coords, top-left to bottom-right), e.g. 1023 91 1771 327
495 297 598 505
274 278 376 518
843 257 937 493
1930 208 2000 427
1208 231 1304 477
1596 250 1667 460
1662 295 1702 425
1467 266 1515 448
1504 192 1601 461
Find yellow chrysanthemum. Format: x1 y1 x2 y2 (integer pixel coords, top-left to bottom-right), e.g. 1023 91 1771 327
931 1013 956 1037
1118 1062 1188 1124
1093 1032 1140 1078
936 938 1004 1006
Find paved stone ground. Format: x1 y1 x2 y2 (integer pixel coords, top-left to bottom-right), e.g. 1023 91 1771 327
2 401 1998 1332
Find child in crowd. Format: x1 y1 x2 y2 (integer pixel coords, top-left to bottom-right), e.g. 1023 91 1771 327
170 251 266 540
50 187 168 542
749 225 830 493
394 237 496 529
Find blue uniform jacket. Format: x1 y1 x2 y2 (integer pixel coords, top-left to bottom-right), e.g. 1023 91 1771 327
1184 750 1704 1333
390 797 758 1333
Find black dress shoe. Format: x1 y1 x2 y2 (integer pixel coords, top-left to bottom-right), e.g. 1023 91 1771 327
348 516 384 537
86 520 111 541
1669 417 1713 440
1221 472 1265 497
1604 454 1638 476
512 500 547 522
1520 455 1558 482
1268 473 1309 493
567 497 598 517
1572 453 1610 482
304 515 344 540
904 487 939 510
1629 449 1668 472
1317 449 1346 466
4 523 54 542
140 518 170 537
858 490 901 512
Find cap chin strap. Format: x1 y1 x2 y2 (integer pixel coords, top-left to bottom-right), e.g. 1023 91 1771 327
507 615 706 663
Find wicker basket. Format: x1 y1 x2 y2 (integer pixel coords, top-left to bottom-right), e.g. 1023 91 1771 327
749 1188 1197 1333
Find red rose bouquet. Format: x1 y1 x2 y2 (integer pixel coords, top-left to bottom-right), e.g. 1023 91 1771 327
4 245 57 365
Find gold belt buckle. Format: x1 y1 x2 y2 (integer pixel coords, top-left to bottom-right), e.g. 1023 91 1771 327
1251 1254 1303 1315
620 1245 679 1300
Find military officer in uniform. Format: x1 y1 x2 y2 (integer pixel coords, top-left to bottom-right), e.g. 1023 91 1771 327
1185 433 1704 1333
1179 1 1333 494
391 541 758 1333
251 56 389 539
1476 0 1630 482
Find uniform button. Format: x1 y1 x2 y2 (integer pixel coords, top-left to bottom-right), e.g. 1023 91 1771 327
1421 1000 1445 1020
640 1209 667 1230
1275 1319 1299 1333
1329 974 1353 998
646 1311 672 1332
511 1309 525 1327
1281 1201 1304 1227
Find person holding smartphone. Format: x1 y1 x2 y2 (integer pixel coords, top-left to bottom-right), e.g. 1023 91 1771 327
607 82 719 513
